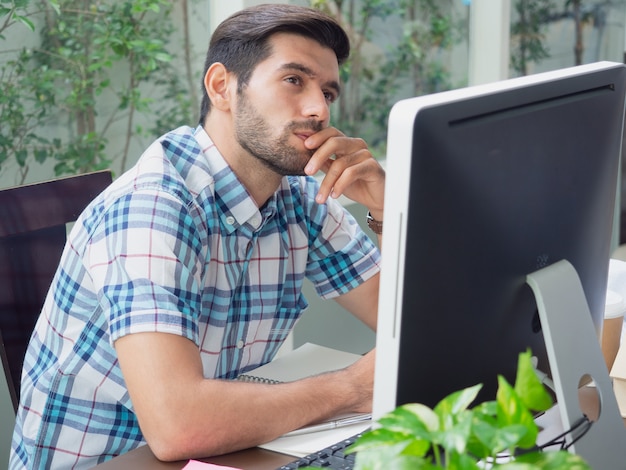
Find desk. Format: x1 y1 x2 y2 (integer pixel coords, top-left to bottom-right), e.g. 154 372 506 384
92 445 295 470
95 387 626 470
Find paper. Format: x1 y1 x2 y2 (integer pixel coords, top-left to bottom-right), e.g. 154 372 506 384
182 460 241 470
610 342 626 417
236 342 363 383
282 412 371 437
258 422 370 458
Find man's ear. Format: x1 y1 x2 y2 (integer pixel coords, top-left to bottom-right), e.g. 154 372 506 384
204 63 234 112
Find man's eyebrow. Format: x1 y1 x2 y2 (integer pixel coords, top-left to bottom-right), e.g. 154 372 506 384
279 62 341 95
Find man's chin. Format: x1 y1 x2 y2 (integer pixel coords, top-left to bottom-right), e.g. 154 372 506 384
278 166 307 177
254 147 312 176
281 152 313 177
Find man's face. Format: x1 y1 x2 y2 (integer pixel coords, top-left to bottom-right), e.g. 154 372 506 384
233 32 340 176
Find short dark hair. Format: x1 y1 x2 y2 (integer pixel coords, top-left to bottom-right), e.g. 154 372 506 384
198 4 350 126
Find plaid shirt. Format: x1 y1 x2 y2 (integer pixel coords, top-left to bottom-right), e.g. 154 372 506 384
10 126 380 469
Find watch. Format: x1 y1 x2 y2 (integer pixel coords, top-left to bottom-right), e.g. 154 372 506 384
366 211 383 235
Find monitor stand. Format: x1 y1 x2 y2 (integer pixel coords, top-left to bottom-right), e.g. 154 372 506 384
526 259 626 468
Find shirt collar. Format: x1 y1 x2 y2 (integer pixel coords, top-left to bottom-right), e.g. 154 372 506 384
193 126 273 234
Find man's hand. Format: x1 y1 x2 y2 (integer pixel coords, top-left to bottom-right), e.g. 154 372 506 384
303 127 385 219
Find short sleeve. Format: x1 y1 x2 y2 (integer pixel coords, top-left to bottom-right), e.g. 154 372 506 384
305 194 381 299
86 186 206 345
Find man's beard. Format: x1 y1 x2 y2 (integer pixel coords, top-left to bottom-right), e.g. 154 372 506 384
234 91 322 176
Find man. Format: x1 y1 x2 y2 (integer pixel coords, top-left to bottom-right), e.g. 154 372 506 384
10 4 385 468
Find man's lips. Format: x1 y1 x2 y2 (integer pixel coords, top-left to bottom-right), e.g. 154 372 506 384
295 131 313 141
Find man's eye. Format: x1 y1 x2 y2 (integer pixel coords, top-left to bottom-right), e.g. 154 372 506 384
286 76 301 85
324 91 337 103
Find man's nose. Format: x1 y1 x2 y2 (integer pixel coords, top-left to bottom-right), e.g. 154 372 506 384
302 89 330 124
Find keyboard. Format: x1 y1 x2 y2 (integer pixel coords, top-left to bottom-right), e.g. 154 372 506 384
276 432 362 469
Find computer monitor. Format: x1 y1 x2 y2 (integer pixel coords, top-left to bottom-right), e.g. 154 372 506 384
373 61 626 418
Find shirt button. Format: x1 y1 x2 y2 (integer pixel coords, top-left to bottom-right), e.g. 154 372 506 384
236 340 244 349
250 216 261 229
225 216 235 225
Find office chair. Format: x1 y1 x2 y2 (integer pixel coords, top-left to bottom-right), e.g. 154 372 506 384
0 170 113 412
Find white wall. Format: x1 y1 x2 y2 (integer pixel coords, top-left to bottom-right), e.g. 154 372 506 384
468 0 511 85
294 201 377 355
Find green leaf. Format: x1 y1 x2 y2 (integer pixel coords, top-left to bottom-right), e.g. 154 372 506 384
351 431 434 469
513 349 553 412
15 148 27 166
399 403 439 432
15 14 35 31
496 377 538 449
433 409 473 454
490 424 529 453
153 52 172 63
354 443 434 470
34 148 48 164
445 451 482 470
399 438 432 459
349 428 416 454
473 400 497 420
375 403 439 440
512 449 592 469
46 0 61 15
434 384 482 418
468 417 498 457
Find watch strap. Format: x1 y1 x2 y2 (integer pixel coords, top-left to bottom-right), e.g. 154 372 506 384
366 211 383 235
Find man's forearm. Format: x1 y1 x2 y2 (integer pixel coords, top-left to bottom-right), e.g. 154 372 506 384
117 326 374 462
147 359 372 461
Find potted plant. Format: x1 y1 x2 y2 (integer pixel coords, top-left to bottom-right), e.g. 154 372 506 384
348 349 591 469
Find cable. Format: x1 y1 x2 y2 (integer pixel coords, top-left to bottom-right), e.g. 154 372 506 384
537 414 593 451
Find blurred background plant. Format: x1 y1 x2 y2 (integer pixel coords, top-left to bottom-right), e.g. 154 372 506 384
509 0 617 76
0 0 196 185
1 0 623 186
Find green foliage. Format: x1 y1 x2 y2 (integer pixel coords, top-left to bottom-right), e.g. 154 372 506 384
4 0 458 179
510 0 617 74
0 49 57 177
0 0 57 37
348 350 591 469
0 0 194 183
510 0 554 76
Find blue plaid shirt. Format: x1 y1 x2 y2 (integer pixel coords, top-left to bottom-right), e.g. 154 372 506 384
10 126 380 469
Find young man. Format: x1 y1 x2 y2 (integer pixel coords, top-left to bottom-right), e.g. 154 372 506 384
10 4 385 468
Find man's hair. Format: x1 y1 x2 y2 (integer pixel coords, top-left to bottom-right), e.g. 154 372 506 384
198 4 350 126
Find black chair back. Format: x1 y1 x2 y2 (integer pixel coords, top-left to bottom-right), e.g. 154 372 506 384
0 170 113 411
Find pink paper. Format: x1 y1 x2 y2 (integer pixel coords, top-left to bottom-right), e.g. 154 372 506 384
182 460 241 470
